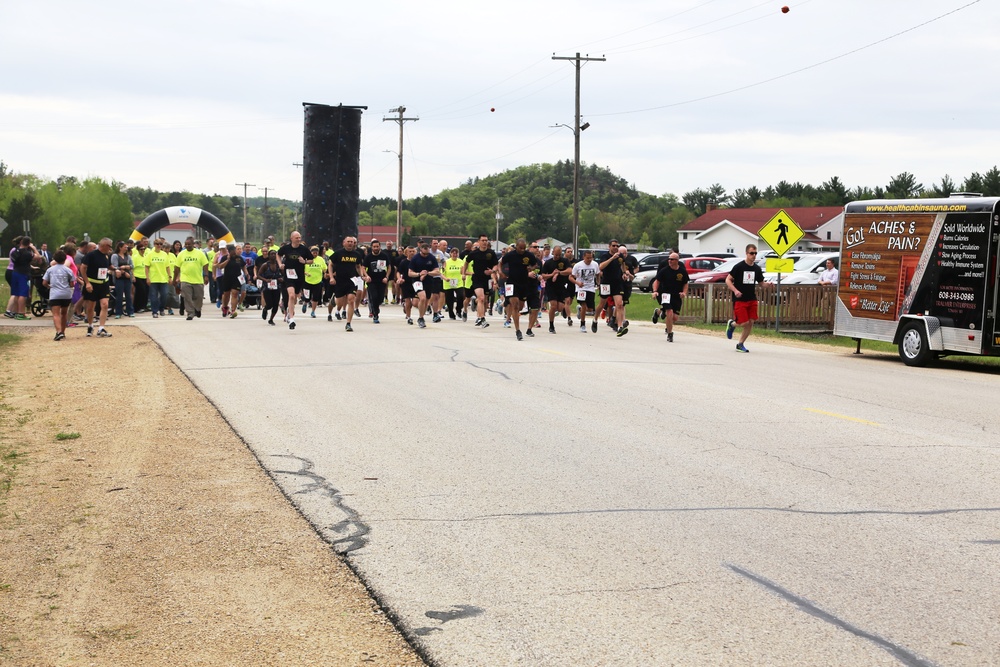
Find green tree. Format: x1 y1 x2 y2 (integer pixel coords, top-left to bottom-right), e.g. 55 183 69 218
886 172 923 199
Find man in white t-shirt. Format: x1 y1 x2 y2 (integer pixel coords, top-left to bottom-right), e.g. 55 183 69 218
570 250 601 333
818 259 839 285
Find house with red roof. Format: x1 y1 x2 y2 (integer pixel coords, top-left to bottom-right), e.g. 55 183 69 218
677 205 843 256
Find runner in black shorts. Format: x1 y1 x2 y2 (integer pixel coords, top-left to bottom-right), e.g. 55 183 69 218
541 246 572 334
594 239 628 337
328 236 365 331
277 231 312 330
396 247 417 324
462 234 499 329
499 238 539 341
652 253 689 342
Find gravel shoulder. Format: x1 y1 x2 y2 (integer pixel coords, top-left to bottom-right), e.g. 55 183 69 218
0 325 424 666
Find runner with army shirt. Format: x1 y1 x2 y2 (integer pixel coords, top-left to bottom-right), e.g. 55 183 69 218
328 236 366 331
462 234 499 328
541 246 573 334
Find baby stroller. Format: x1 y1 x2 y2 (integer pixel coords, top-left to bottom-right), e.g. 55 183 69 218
243 283 262 309
31 277 49 317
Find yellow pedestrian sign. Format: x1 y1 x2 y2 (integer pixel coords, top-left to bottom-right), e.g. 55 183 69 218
758 209 803 257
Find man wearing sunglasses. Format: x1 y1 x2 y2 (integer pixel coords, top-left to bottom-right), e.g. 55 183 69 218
725 244 765 352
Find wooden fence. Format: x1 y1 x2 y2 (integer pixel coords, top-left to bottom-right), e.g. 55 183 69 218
678 283 837 331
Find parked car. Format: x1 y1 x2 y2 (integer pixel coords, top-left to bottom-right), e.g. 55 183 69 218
764 252 840 284
691 256 765 283
634 256 726 291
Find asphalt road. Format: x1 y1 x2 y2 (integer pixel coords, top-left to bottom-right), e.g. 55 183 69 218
140 307 1000 666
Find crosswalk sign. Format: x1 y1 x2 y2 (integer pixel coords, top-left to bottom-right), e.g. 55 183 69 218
758 209 803 257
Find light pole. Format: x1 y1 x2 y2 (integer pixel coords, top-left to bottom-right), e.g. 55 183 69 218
383 106 418 248
495 199 503 250
552 52 605 251
551 121 590 251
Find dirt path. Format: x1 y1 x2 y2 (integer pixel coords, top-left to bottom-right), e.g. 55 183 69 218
0 326 424 666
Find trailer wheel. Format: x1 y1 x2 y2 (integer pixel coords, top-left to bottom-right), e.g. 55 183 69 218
898 321 933 367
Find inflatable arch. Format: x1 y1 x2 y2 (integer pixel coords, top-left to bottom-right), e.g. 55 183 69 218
130 206 235 244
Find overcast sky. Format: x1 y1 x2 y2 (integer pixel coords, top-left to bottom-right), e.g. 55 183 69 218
3 0 996 205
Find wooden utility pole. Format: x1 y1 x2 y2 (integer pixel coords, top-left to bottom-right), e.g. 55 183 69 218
235 182 256 242
551 52 605 252
383 106 419 247
259 186 273 240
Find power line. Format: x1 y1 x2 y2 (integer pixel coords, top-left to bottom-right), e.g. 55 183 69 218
590 0 983 118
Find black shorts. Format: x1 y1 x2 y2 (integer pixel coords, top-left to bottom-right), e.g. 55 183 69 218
284 278 303 294
333 279 356 299
545 285 565 303
323 282 335 303
303 283 324 302
562 284 576 301
424 277 442 296
660 294 683 313
49 298 72 308
83 282 111 301
471 278 491 294
402 281 416 299
220 276 242 292
599 280 624 299
623 282 634 305
576 290 596 309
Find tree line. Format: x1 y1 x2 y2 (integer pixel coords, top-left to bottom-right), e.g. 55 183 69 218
4 157 1000 253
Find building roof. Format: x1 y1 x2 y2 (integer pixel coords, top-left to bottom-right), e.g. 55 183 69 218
680 206 843 234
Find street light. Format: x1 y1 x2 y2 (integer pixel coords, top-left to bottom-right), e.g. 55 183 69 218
550 121 590 252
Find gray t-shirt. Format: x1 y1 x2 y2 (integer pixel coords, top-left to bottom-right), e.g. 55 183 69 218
43 264 75 300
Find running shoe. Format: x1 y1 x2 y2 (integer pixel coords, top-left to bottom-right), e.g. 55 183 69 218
525 329 534 337
432 313 442 323
151 312 158 319
289 320 296 330
301 302 307 313
462 311 468 322
516 330 523 341
591 321 597 333
195 311 201 318
418 317 426 328
328 314 333 322
222 307 229 317
114 315 121 320
373 317 380 324
68 322 79 327
580 324 586 332
503 319 511 329
54 332 65 341
263 310 269 320
216 301 222 308
341 310 347 320
73 313 85 321
14 314 30 321
354 308 361 317
449 313 456 320
335 310 342 320
652 309 659 324
310 312 316 318
269 320 275 326
345 323 353 332
230 311 237 319
407 318 414 325
474 318 483 327
736 343 749 353
481 321 489 329
616 324 629 338
5 311 16 318
186 315 194 321
549 324 556 334
667 332 674 342
726 319 736 340
87 326 93 337
567 317 573 327
97 328 112 338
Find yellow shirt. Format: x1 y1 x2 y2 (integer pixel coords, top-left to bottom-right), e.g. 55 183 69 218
177 249 209 284
133 249 148 279
145 249 173 283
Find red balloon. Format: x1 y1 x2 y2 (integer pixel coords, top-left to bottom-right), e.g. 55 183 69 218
490 107 495 112
781 5 789 12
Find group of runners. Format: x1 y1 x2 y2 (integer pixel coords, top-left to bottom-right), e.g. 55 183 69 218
12 230 767 350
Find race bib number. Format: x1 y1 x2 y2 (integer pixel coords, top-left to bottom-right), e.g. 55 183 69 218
376 260 387 272
599 284 610 296
238 274 246 286
351 277 364 290
97 268 109 280
743 271 755 283
661 293 671 305
286 269 297 279
413 280 424 292
450 278 459 287
303 288 310 300
256 279 262 288
267 279 278 290
504 284 514 297
577 290 586 301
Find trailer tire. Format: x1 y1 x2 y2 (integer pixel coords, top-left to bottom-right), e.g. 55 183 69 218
898 321 933 367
